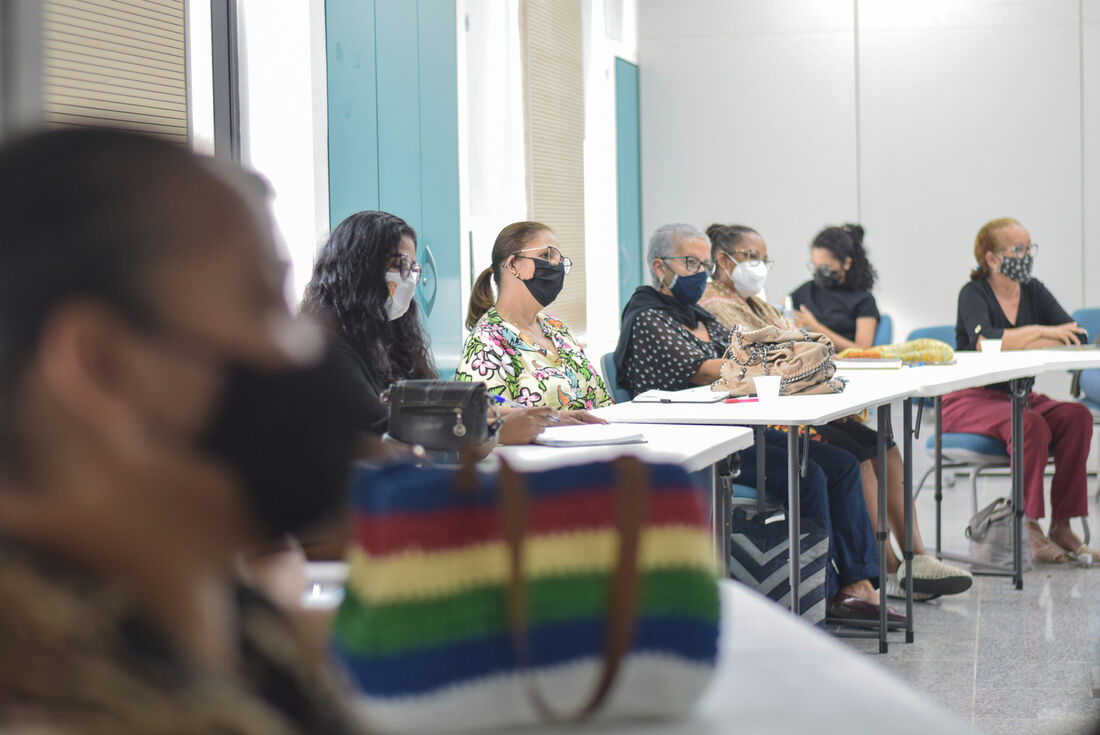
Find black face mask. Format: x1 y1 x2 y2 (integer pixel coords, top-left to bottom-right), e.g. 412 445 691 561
200 346 357 540
521 258 567 307
999 253 1033 284
813 265 842 289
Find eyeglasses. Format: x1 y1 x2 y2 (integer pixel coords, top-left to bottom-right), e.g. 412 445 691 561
390 253 423 281
999 242 1038 258
515 245 573 274
661 255 716 276
724 249 776 270
806 261 839 273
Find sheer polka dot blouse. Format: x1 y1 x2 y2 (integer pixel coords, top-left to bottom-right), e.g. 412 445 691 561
623 308 732 396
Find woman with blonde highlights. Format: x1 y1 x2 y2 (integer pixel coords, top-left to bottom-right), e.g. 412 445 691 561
944 217 1096 565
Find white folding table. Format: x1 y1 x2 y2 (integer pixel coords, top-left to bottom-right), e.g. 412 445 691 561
593 378 915 652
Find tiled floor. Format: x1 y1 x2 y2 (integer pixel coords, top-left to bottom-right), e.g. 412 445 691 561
844 433 1100 735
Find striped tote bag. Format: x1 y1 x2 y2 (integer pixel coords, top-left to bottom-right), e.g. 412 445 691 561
332 458 721 732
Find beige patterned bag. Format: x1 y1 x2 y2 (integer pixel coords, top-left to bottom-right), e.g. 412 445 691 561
714 325 845 397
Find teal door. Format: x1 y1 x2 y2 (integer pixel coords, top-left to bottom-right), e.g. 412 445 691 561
615 57 643 312
325 0 462 372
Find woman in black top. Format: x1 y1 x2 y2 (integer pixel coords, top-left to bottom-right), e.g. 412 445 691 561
303 211 555 447
943 217 1096 565
614 223 902 623
791 224 879 351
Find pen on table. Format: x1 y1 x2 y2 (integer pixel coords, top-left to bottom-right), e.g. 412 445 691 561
489 393 562 422
724 396 759 404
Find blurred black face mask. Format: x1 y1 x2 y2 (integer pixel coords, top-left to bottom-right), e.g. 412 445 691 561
200 346 357 540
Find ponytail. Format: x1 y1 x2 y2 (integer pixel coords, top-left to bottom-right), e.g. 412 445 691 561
465 221 554 330
466 266 497 330
812 223 876 291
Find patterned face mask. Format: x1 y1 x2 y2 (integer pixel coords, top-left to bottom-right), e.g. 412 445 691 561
999 253 1033 284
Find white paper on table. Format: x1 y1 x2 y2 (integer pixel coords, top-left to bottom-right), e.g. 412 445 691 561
533 424 647 447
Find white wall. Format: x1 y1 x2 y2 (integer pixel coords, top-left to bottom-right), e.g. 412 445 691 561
638 0 1100 394
237 0 329 303
638 0 859 322
1085 0 1100 305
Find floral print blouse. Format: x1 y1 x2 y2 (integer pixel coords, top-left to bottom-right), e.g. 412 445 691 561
456 306 613 410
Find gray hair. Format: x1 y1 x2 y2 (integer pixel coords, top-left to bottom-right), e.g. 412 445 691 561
647 223 710 286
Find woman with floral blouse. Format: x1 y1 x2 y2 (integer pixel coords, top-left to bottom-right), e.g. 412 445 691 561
457 221 612 417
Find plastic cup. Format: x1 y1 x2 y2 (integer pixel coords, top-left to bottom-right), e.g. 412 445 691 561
981 339 1003 355
753 375 782 400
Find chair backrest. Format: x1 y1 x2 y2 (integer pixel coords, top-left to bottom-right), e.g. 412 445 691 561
907 324 955 346
873 313 893 346
1071 307 1100 344
600 351 632 404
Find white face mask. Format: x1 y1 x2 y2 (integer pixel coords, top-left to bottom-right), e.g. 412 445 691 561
384 271 418 320
729 259 768 297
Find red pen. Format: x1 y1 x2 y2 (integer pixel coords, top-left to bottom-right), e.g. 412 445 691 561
725 397 759 404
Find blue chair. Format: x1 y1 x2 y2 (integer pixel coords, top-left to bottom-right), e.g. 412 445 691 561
909 324 1005 514
1071 307 1100 343
873 313 893 346
600 351 632 404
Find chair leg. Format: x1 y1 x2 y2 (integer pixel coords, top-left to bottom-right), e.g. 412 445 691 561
1081 517 1091 546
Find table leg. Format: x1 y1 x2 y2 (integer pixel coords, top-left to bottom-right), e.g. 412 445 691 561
934 396 943 558
1010 379 1026 591
711 464 730 577
877 405 889 654
788 426 801 616
755 425 766 515
902 398 915 643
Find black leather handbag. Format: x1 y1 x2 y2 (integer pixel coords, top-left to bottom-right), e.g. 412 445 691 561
382 379 494 452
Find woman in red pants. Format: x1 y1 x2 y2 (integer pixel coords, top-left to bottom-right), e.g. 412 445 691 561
944 217 1097 564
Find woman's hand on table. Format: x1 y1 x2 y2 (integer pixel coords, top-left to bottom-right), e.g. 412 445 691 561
557 409 608 425
497 406 560 445
1043 322 1086 345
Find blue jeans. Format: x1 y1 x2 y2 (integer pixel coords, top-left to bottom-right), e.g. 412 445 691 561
738 428 879 597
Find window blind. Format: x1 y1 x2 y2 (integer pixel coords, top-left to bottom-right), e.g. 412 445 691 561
42 0 188 145
522 0 586 334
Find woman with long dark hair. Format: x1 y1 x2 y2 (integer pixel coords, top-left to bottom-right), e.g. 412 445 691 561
304 210 555 444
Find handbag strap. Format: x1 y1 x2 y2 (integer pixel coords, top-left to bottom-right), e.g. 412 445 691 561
498 457 650 722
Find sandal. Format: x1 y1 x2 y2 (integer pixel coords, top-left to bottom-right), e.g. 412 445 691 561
1062 545 1098 568
1028 523 1068 564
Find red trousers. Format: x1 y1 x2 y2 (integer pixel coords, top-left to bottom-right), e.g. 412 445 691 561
941 388 1092 520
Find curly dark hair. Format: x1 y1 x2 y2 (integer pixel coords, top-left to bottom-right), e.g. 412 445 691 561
303 211 435 385
811 223 876 291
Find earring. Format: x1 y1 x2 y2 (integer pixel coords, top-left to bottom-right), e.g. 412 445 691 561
511 269 520 279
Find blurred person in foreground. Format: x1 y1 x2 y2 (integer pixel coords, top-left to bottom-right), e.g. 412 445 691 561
0 129 363 734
